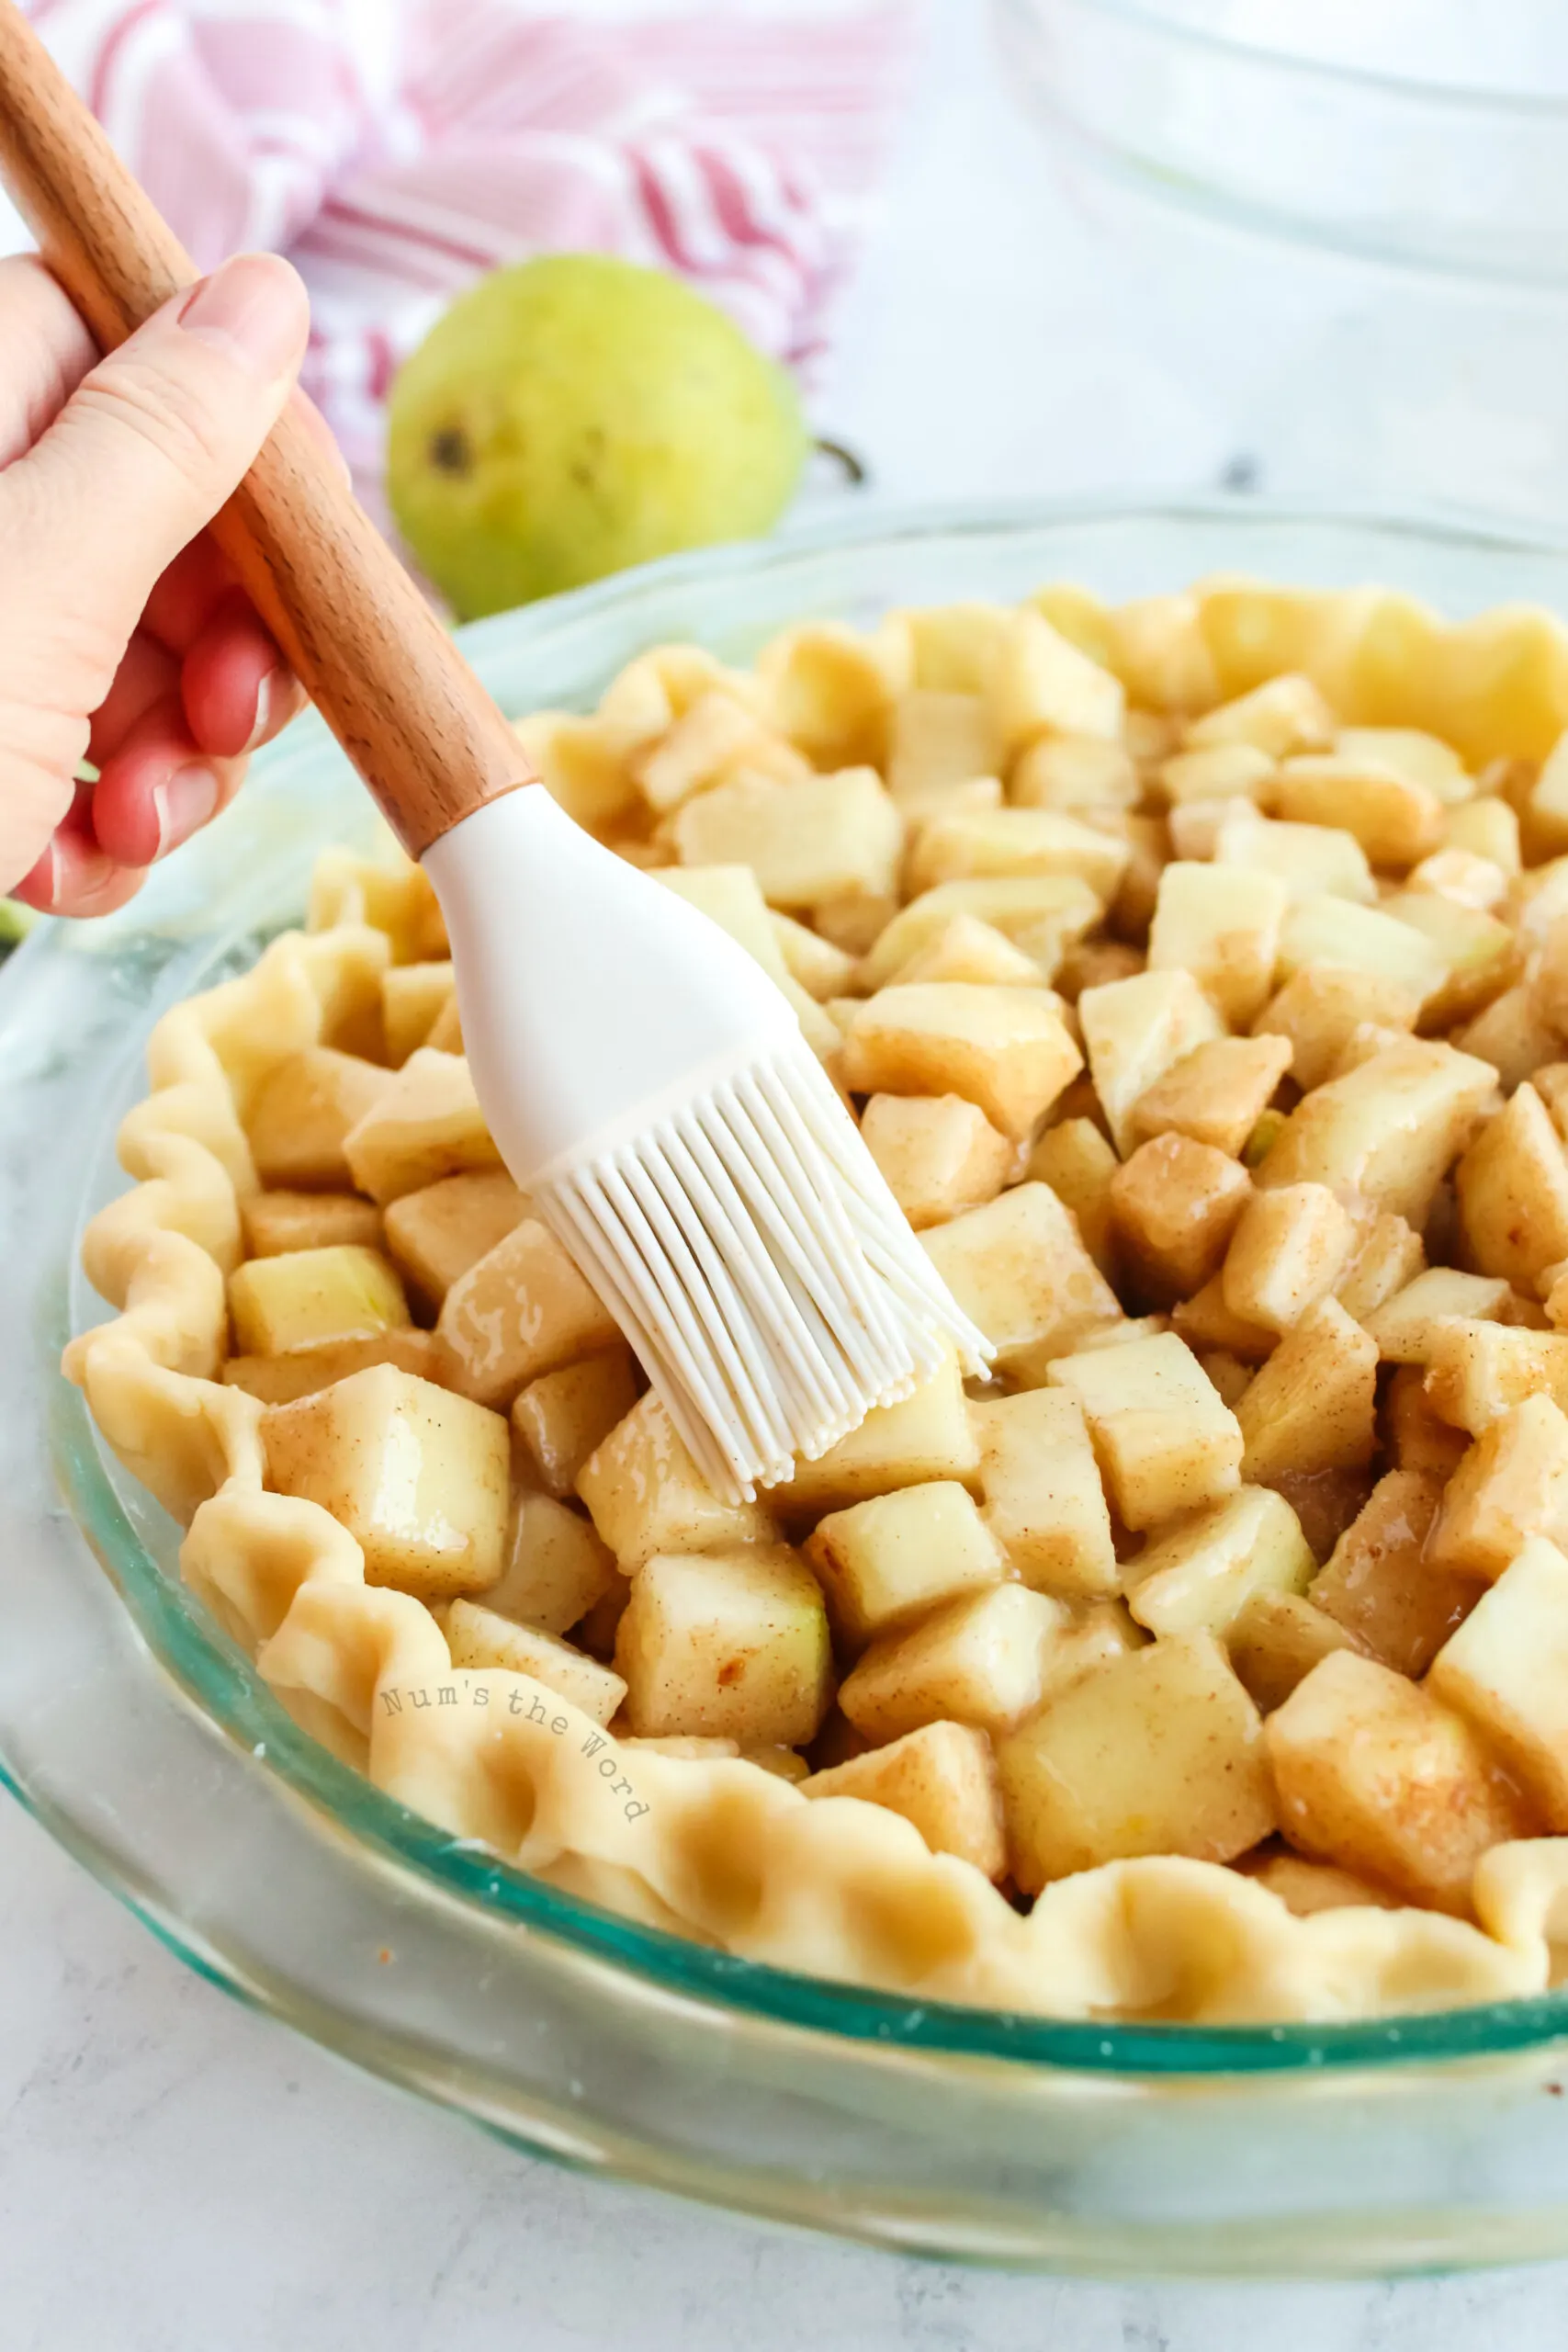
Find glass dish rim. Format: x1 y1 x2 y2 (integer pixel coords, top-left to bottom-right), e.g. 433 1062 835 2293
999 0 1568 118
28 488 1568 2083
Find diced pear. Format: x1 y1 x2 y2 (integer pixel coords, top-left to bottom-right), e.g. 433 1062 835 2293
229 1244 409 1358
1380 891 1514 1027
896 602 1012 695
908 807 1127 901
1308 1470 1479 1678
633 688 803 813
1156 741 1275 806
423 993 463 1055
578 1390 781 1568
1196 1348 1254 1408
1235 1298 1377 1483
1269 752 1445 867
1109 1134 1250 1303
1428 1537 1568 1828
1383 1364 1471 1481
511 1351 643 1500
891 911 1050 988
1048 1330 1243 1530
672 766 902 908
435 1220 620 1408
1276 895 1449 1007
757 619 906 771
1335 1208 1425 1324
1428 1396 1568 1581
343 1048 502 1204
514 709 640 832
921 1182 1122 1375
1107 592 1222 711
769 1352 980 1517
998 1632 1276 1891
1408 847 1508 911
859 1092 1013 1229
1010 733 1138 812
382 1169 529 1310
971 1388 1117 1598
482 1489 619 1636
857 876 1100 991
1184 673 1335 760
838 1583 1068 1746
1125 1485 1314 1638
246 1046 393 1189
803 1721 1006 1878
987 605 1124 752
1222 1183 1357 1335
1251 964 1420 1093
1365 1268 1517 1364
1337 724 1470 798
768 910 857 1000
840 982 1081 1138
445 1600 626 1724
223 1329 440 1404
1448 795 1521 872
1245 1851 1402 1915
1171 1274 1276 1364
262 1365 509 1599
1226 1589 1368 1714
1266 1651 1535 1913
885 659 997 773
1147 862 1286 1026
806 1480 1005 1645
1424 1321 1568 1436
1131 1035 1292 1159
1457 983 1562 1093
1254 1039 1495 1224
1214 805 1375 903
1078 967 1227 1157
1026 1117 1120 1279
615 1545 832 1744
380 961 457 1066
1456 1083 1568 1292
241 1191 382 1259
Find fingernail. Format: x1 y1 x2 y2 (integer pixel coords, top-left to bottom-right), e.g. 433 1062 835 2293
152 764 221 859
178 253 309 379
17 841 59 910
243 670 279 753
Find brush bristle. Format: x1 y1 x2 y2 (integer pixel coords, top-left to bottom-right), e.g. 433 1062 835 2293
530 1035 993 1500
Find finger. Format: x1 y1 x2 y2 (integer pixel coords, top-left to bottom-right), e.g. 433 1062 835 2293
2 254 310 707
86 629 181 765
141 535 237 656
11 784 147 919
88 695 246 869
0 254 98 467
181 588 303 757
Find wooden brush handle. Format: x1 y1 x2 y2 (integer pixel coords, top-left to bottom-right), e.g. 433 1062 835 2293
0 0 534 859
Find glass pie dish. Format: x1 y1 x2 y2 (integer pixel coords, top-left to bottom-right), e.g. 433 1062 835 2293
12 499 1568 2277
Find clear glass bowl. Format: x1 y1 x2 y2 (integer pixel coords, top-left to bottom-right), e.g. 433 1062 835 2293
11 500 1568 2278
994 0 1568 527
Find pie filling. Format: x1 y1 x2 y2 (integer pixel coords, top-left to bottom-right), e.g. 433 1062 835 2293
66 579 1568 2021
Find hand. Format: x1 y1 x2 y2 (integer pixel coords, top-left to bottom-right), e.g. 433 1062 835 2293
0 249 312 915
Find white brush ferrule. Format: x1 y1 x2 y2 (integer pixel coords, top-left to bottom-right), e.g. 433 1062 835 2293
423 787 800 1187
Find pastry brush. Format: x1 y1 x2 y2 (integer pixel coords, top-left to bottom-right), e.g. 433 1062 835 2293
0 1 989 1500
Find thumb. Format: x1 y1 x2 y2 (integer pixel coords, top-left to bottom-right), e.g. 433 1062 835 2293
5 251 309 673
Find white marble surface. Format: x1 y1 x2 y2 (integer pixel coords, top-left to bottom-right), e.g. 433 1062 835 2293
9 5 1568 2346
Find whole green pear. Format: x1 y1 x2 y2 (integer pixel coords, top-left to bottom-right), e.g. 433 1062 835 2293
387 254 808 616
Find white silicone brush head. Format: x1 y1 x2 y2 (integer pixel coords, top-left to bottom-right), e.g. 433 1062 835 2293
423 789 991 1498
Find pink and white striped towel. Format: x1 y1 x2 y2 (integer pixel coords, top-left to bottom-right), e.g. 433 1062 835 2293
21 0 918 499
